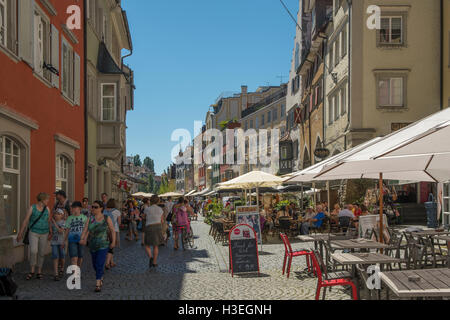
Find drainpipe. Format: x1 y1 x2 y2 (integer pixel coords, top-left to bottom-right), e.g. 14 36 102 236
84 0 88 184
440 0 444 110
346 0 352 151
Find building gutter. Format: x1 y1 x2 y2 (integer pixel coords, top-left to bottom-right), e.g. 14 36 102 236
440 0 444 110
346 0 352 150
84 0 88 184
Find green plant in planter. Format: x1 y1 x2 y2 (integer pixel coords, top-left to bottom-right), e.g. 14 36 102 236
274 200 290 212
204 199 224 225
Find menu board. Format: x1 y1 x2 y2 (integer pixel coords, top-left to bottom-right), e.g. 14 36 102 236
229 224 260 276
359 214 390 243
236 206 262 244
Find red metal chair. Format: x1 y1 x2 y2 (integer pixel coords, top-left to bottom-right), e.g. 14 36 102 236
280 233 312 278
309 250 358 300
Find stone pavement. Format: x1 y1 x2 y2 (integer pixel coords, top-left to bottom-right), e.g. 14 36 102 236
11 216 358 300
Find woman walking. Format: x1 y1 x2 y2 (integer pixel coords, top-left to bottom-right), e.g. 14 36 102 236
144 195 166 268
126 200 141 241
172 197 190 251
104 199 121 269
79 201 116 292
17 193 51 280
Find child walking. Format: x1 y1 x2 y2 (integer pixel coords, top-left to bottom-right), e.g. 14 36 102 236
51 209 66 281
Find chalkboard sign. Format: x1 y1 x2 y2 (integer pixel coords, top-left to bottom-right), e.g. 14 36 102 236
229 224 260 277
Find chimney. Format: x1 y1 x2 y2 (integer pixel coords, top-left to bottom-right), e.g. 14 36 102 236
241 85 248 94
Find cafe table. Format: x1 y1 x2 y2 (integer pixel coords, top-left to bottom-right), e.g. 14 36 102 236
379 268 450 299
330 239 390 251
331 252 401 300
297 234 338 258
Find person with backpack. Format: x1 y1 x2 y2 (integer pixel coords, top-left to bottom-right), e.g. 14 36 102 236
103 199 121 269
17 193 51 280
79 201 115 293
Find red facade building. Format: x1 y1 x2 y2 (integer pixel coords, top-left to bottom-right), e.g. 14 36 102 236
0 0 85 263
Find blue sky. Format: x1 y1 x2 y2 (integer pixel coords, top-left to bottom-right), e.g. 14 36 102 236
122 0 298 175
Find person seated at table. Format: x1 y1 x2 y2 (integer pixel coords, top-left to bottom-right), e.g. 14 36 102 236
299 206 325 235
360 204 370 216
287 203 296 217
338 205 355 229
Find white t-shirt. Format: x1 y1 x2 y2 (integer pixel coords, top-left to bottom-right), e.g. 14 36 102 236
164 201 174 218
145 205 164 226
111 209 121 232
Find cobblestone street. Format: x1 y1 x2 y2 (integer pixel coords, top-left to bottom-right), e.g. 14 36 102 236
12 216 355 300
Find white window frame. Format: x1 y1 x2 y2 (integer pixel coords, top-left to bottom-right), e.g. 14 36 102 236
379 16 403 45
0 0 7 47
33 5 51 82
334 37 340 67
55 155 68 192
61 37 74 100
334 94 339 121
341 25 347 58
340 85 347 116
378 77 404 107
444 183 450 226
328 98 334 125
101 83 117 122
1 136 21 236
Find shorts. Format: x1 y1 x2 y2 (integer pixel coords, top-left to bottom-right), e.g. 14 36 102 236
129 221 137 233
68 242 84 258
51 244 65 259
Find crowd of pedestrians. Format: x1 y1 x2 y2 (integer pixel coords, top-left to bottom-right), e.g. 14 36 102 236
15 191 200 293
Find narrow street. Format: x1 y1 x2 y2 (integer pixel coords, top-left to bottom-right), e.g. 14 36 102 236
13 217 352 300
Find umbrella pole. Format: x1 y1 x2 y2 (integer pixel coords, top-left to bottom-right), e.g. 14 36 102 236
256 187 260 209
327 181 330 215
313 182 317 207
301 183 304 211
379 173 384 245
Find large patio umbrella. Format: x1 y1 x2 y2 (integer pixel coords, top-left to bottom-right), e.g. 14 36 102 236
158 192 183 198
184 190 197 197
219 170 285 207
131 192 147 198
313 108 450 241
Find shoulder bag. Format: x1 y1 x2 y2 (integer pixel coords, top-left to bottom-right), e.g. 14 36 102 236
23 206 47 245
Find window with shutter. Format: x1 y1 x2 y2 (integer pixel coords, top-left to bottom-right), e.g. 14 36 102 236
74 53 80 105
0 0 6 46
51 24 59 88
33 8 51 82
18 0 33 64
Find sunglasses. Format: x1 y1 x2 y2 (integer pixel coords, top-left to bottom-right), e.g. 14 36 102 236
92 206 101 209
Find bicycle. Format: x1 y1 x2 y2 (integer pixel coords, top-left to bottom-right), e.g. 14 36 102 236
177 225 194 250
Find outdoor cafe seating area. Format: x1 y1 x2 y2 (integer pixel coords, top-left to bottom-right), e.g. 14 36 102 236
195 108 450 300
